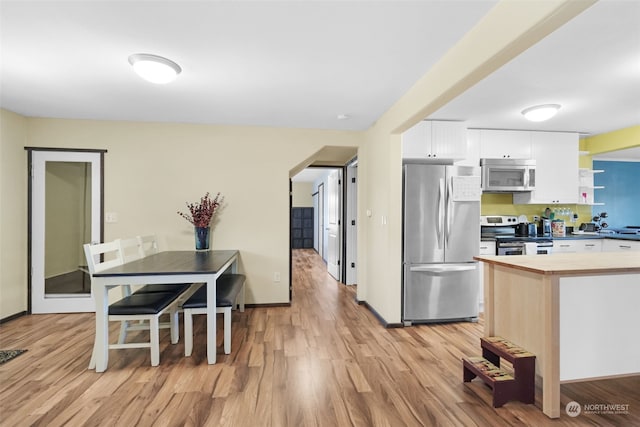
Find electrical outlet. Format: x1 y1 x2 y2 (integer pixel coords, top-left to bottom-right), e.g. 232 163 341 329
273 272 281 282
105 212 118 223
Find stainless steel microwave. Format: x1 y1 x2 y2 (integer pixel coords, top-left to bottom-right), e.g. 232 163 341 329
480 158 536 192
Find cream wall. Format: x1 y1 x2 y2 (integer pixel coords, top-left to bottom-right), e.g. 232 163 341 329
0 110 28 318
292 182 313 207
0 0 595 322
1 113 360 317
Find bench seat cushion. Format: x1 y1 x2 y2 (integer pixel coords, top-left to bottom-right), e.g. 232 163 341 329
182 274 245 309
110 291 179 315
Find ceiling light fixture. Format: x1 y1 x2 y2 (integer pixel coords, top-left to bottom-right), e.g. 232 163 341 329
521 104 561 122
128 53 181 84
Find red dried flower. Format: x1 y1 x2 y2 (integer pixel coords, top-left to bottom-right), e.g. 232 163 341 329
177 192 224 228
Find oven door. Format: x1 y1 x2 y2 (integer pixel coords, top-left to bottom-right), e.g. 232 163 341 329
536 245 553 255
497 243 524 256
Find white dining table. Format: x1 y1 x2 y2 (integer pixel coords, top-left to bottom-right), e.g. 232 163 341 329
90 249 239 372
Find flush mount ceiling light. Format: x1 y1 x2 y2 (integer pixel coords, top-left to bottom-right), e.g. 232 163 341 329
521 104 561 122
128 53 181 84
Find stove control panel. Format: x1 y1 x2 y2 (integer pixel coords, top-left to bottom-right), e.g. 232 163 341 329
480 215 518 226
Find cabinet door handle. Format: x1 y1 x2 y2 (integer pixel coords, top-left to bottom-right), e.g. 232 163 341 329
560 244 571 248
620 245 632 249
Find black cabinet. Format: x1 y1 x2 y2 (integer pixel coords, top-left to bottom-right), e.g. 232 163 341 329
291 207 314 249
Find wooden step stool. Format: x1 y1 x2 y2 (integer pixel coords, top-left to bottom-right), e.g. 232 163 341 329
462 336 536 408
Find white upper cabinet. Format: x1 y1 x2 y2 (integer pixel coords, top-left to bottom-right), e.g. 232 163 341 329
455 128 481 167
402 120 467 161
479 129 532 159
513 132 579 205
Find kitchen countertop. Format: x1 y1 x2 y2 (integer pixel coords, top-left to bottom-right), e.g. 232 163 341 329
474 251 640 275
482 234 640 242
553 233 640 241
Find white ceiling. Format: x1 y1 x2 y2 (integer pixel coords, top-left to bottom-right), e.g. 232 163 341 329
592 146 640 161
1 1 638 141
429 0 640 137
291 167 335 183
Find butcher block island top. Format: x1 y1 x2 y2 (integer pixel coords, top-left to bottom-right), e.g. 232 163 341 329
474 251 640 275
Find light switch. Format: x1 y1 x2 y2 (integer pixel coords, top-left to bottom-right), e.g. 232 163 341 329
105 212 118 223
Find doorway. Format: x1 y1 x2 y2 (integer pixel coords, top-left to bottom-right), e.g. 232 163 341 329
291 161 358 285
27 148 104 313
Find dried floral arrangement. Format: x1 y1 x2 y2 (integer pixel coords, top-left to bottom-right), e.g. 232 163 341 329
177 192 224 228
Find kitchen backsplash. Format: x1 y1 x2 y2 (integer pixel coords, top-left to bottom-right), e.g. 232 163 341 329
481 193 593 226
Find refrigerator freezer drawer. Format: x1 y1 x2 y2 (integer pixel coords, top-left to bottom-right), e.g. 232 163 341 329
403 263 479 322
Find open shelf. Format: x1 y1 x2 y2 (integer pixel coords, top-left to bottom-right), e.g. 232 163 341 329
578 168 605 206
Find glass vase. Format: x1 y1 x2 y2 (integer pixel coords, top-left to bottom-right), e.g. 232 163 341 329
194 226 210 251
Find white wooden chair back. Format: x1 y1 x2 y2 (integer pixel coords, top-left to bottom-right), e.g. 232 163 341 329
85 239 182 370
117 237 144 263
137 235 159 257
83 241 124 275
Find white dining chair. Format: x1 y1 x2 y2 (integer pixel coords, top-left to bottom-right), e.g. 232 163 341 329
137 234 159 257
182 274 246 357
135 234 200 303
84 240 183 368
115 237 193 344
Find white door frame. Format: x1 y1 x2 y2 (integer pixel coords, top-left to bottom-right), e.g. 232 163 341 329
29 149 103 313
326 169 341 281
317 182 325 260
345 161 357 285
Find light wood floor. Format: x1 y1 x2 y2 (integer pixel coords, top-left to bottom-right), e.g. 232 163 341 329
1 249 638 426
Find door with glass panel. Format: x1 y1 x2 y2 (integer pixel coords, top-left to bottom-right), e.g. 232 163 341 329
29 149 103 313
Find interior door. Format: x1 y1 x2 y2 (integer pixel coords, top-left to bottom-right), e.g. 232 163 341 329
326 169 341 281
30 150 103 313
345 162 357 285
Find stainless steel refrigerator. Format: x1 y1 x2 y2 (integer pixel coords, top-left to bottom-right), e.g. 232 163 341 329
402 163 481 324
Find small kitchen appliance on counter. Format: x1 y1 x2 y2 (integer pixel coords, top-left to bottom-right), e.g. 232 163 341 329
481 215 553 255
538 218 551 237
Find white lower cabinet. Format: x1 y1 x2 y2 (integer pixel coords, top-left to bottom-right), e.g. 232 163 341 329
553 239 602 253
478 240 496 312
602 239 640 252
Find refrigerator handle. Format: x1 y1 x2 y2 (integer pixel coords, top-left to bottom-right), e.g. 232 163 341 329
438 178 445 249
409 264 477 273
446 176 453 245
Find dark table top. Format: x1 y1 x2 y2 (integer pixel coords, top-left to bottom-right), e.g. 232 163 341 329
93 250 238 277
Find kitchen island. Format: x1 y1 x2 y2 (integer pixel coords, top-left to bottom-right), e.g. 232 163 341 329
474 252 640 418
